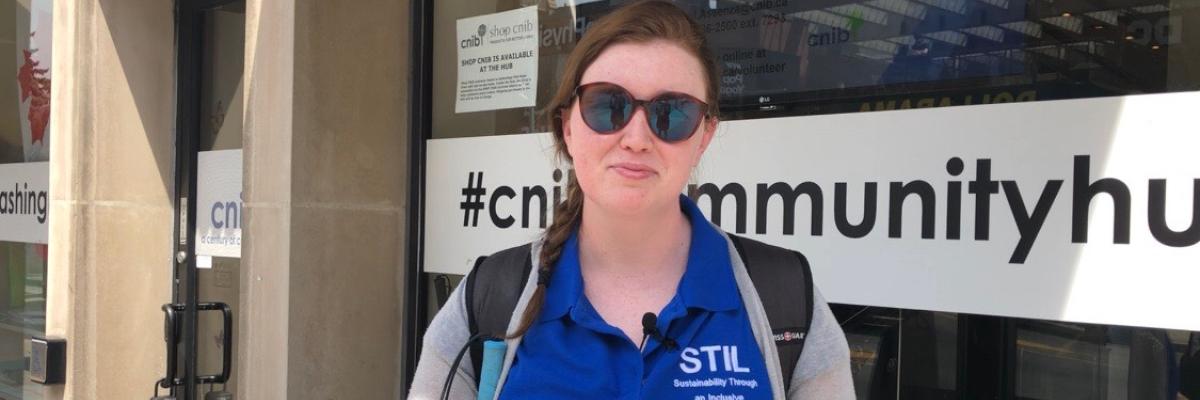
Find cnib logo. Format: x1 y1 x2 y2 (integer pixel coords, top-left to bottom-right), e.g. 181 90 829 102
459 24 488 49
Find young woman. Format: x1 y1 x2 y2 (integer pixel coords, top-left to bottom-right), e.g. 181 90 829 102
411 2 853 399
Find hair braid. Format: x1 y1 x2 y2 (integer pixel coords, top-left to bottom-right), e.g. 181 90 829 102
507 178 583 338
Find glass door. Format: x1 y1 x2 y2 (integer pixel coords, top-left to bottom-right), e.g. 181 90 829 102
164 1 244 399
0 1 52 399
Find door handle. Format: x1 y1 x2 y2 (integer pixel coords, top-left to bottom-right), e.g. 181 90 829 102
161 304 182 388
195 302 232 384
158 302 233 388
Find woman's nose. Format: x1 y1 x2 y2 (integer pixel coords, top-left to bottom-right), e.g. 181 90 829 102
618 106 654 152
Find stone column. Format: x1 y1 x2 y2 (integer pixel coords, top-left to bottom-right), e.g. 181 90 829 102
241 0 411 398
47 0 177 398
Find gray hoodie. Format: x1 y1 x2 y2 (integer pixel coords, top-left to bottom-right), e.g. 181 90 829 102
409 230 855 400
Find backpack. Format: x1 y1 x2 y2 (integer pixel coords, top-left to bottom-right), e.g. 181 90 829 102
463 235 814 393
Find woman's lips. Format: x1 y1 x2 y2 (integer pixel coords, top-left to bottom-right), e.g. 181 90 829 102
610 163 655 179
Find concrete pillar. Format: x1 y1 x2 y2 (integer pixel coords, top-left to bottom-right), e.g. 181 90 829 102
47 0 176 399
241 0 410 398
239 0 294 398
44 0 411 397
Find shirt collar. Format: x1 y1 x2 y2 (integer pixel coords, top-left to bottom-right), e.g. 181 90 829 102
538 195 741 323
675 194 740 313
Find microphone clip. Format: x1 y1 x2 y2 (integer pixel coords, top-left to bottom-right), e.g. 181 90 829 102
641 312 678 351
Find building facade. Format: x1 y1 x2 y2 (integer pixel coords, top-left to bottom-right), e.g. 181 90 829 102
0 0 1194 399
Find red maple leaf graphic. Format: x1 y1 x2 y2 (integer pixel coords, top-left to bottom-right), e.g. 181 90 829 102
17 44 51 145
35 244 48 262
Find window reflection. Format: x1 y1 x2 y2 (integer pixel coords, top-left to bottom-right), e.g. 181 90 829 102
831 304 1200 400
0 0 51 398
682 0 1199 117
432 0 1199 137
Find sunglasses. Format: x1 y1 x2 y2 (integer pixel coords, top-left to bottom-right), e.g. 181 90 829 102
570 82 712 143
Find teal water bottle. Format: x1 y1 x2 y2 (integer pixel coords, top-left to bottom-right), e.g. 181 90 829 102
477 339 507 400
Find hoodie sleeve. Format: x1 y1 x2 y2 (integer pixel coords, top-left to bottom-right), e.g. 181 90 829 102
787 288 856 400
408 278 479 400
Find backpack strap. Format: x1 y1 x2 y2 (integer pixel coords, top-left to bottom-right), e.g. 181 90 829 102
464 243 533 385
729 235 815 393
460 238 814 393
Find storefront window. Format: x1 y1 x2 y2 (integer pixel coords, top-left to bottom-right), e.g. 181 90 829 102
420 1 1200 398
430 0 1200 138
194 3 244 394
0 0 51 398
835 305 1200 399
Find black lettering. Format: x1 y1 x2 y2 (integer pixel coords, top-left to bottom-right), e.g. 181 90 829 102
522 186 547 228
225 201 239 230
552 169 563 207
968 159 1000 240
211 203 225 229
755 182 823 235
1071 155 1131 244
1147 179 1200 247
946 157 965 240
689 183 747 233
1003 180 1063 263
37 192 47 223
834 182 877 238
489 186 516 228
889 181 936 239
23 185 32 214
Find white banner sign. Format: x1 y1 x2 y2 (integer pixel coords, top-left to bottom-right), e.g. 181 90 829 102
0 162 49 244
195 149 242 258
454 6 539 113
424 92 1200 331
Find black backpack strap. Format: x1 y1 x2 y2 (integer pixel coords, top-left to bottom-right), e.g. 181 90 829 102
464 243 533 386
729 235 814 393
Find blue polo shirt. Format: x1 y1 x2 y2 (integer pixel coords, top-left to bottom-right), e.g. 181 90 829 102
498 196 772 399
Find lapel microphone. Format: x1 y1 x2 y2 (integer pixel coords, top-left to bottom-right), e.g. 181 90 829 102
641 312 678 350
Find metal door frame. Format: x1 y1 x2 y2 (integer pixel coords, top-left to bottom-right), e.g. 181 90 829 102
169 1 241 398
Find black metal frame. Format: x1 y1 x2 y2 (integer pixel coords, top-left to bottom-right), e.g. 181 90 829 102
402 0 434 394
169 1 241 398
171 1 202 398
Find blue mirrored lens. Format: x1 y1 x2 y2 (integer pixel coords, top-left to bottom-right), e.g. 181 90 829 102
580 88 632 133
649 97 702 142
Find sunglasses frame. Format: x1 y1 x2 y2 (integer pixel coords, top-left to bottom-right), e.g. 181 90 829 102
567 82 713 143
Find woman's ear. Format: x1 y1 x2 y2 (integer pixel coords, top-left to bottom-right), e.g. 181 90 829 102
561 107 576 158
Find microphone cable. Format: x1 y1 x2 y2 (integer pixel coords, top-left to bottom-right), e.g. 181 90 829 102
441 333 491 400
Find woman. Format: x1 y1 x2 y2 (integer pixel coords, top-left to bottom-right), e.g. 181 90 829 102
411 1 853 399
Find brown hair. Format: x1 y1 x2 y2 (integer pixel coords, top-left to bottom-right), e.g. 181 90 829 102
507 0 720 338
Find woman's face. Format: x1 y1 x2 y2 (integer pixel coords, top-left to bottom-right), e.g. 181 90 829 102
563 40 717 217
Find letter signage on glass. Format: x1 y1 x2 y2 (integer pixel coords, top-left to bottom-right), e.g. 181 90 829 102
423 92 1200 332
